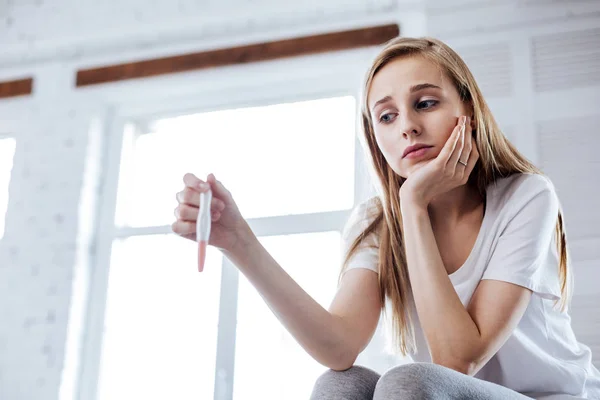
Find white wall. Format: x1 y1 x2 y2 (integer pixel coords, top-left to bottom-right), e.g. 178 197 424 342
0 1 598 399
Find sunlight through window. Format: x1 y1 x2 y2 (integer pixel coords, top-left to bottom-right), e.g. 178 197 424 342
96 235 222 400
0 138 16 239
114 96 356 228
233 231 341 400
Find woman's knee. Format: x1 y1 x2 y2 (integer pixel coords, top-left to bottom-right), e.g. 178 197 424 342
373 363 454 399
310 365 380 400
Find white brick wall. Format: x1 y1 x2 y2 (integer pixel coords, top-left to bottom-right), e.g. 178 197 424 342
0 102 98 399
0 1 599 399
0 53 102 397
0 0 399 67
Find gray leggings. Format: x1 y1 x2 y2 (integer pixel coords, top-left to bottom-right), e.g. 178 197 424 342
310 363 533 399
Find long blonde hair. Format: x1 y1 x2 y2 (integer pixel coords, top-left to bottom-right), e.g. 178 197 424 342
340 37 572 356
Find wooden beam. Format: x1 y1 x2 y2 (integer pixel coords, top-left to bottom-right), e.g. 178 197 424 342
76 24 400 87
0 78 34 99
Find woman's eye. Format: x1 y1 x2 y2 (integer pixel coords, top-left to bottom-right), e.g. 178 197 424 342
379 113 397 124
416 100 438 110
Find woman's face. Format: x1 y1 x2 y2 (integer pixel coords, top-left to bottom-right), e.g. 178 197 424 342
367 56 471 179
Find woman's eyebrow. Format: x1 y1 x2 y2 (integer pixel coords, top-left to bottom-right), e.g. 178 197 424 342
371 83 442 112
371 95 393 112
410 83 442 93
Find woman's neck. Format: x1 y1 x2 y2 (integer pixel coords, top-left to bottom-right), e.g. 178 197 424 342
427 183 484 228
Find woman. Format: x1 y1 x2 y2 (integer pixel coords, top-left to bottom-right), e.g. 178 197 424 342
171 37 600 399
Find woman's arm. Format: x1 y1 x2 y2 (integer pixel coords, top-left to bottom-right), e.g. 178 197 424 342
401 204 531 375
223 230 382 371
397 117 533 375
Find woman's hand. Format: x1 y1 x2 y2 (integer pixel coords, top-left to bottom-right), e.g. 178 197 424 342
399 115 479 210
171 173 254 254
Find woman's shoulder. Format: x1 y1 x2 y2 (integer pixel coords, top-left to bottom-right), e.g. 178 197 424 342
359 196 382 215
342 196 382 241
348 196 381 219
490 172 556 202
489 172 559 217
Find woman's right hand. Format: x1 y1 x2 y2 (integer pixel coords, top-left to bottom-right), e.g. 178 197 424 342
171 172 252 254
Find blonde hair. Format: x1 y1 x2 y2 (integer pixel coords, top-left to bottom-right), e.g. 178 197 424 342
340 37 572 356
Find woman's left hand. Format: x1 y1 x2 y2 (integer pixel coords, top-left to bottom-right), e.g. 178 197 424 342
399 115 479 210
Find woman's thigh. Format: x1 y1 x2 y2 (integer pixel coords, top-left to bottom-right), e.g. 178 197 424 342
374 363 532 400
310 365 381 400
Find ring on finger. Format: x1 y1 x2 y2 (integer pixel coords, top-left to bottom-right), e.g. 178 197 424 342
458 159 468 166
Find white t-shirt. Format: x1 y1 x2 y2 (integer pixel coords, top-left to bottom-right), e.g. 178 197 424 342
341 173 600 399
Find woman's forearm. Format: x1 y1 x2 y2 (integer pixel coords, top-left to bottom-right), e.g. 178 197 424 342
401 205 482 372
222 228 356 370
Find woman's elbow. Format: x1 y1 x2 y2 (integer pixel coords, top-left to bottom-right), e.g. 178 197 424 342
443 362 473 375
433 355 479 376
324 349 358 372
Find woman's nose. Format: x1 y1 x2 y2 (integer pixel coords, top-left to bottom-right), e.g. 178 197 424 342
398 111 421 137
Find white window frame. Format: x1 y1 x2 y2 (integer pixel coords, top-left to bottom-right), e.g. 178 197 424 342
77 48 379 400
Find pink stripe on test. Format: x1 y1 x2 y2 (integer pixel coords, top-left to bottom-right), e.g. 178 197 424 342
198 240 208 272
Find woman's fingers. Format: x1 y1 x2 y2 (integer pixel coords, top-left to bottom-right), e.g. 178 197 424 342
460 117 472 164
206 173 231 201
462 136 479 181
175 198 225 221
177 173 213 206
183 173 211 193
172 172 229 239
183 173 202 189
176 188 197 206
171 220 196 236
438 115 465 166
446 116 467 169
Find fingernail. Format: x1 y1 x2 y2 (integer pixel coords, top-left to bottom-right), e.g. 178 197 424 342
460 116 466 126
198 182 206 189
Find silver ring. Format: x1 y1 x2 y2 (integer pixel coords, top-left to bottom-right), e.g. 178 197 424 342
458 160 468 167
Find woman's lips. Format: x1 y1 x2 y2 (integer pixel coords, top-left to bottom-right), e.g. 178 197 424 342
404 146 433 159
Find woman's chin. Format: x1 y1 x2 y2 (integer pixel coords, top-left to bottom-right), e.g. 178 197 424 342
393 158 432 180
403 158 432 173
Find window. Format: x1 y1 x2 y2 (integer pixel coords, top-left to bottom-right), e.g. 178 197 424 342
233 231 341 399
97 234 222 400
95 95 358 399
0 137 16 239
113 96 356 227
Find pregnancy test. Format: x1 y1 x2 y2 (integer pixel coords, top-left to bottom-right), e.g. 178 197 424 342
197 187 212 272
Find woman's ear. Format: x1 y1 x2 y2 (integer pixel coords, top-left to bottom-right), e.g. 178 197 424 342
463 100 475 128
467 103 475 129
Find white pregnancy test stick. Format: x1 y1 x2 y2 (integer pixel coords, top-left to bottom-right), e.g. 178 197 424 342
197 188 212 272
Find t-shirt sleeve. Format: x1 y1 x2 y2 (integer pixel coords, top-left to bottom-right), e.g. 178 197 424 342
340 198 380 276
481 175 562 301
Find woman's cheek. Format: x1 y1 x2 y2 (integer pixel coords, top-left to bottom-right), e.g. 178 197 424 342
374 134 401 171
437 119 457 145
374 129 392 155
